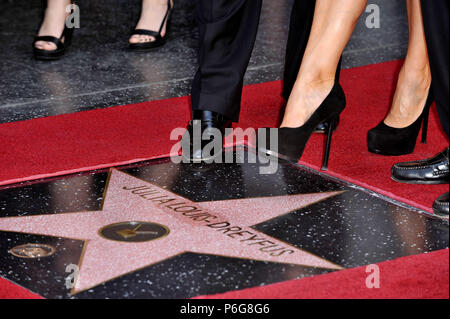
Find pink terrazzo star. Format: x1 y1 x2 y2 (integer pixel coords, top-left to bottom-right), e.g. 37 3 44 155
0 169 344 294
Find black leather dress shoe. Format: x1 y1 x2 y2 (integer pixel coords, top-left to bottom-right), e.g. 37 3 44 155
391 148 449 184
181 110 232 163
433 192 449 218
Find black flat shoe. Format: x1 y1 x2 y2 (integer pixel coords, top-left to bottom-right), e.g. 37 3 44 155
181 110 232 163
367 91 433 156
391 148 449 184
129 0 173 51
33 14 75 60
433 192 449 218
258 82 346 171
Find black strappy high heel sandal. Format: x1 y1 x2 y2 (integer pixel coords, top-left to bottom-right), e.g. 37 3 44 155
33 2 75 61
367 90 433 156
258 82 347 171
129 0 173 51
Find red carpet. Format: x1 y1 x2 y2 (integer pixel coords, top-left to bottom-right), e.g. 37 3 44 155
0 279 42 299
0 60 447 213
0 60 448 299
195 249 449 299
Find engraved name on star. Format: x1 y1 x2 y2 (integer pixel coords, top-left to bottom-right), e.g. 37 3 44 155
0 169 344 294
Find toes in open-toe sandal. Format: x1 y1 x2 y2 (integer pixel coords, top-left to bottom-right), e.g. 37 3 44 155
129 0 173 51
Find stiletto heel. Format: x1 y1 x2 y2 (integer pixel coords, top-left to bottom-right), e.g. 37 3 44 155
129 0 173 51
322 117 338 171
258 82 346 170
367 91 433 156
421 103 430 144
33 2 75 61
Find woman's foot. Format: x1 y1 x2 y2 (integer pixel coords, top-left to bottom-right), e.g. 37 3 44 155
281 77 335 128
129 0 173 44
258 82 346 169
367 61 433 156
35 0 71 51
383 63 432 128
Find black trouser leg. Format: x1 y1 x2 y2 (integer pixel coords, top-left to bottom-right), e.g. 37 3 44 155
191 0 263 122
421 0 449 138
283 0 342 100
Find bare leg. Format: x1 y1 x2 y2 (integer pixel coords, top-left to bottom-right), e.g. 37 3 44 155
35 0 71 51
383 0 431 128
281 0 367 128
129 0 173 44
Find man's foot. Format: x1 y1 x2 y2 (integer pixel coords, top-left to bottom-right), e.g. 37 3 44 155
35 0 71 51
181 111 232 163
391 148 449 184
383 63 432 129
433 192 449 218
129 0 172 44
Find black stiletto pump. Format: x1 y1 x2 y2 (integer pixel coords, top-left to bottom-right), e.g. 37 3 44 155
314 116 340 134
367 91 433 156
129 0 173 51
258 82 346 171
33 2 75 61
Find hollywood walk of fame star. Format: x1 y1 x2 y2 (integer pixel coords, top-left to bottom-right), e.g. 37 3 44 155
0 169 344 294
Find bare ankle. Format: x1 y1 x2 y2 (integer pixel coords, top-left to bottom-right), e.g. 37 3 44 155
384 64 432 128
47 0 71 11
281 78 335 128
295 68 335 90
143 0 171 8
400 63 432 91
292 76 335 99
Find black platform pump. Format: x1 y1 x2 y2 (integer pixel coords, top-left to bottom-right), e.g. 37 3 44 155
129 0 173 51
258 82 347 171
367 90 433 156
33 2 76 61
